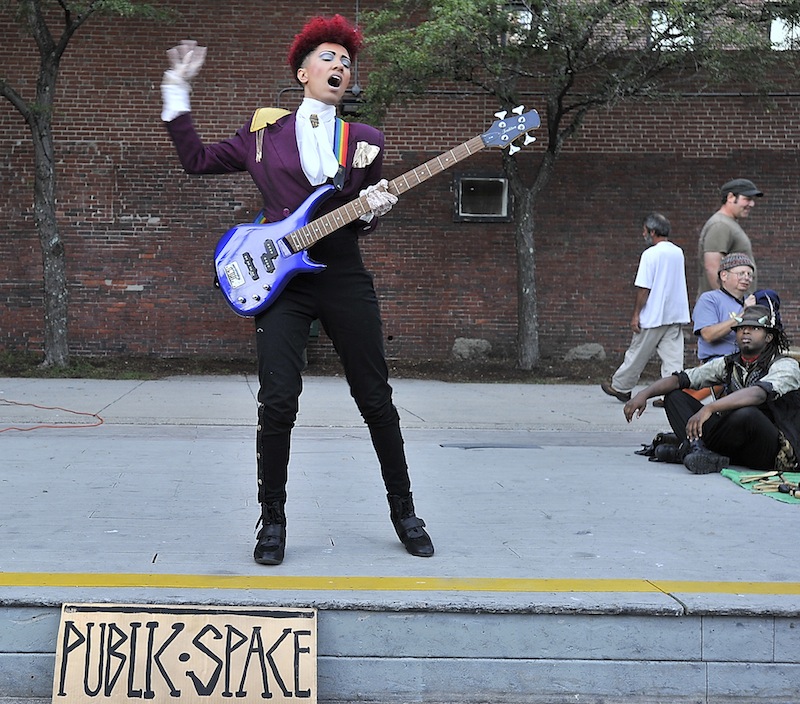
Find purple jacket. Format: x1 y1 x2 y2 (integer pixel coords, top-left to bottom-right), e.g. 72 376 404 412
165 111 384 259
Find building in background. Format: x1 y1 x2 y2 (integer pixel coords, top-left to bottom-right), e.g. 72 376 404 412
1 1 798 366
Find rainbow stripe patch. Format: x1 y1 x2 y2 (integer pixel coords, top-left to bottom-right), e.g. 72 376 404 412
334 118 349 168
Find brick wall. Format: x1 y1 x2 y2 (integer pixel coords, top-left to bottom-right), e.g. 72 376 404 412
2 1 799 367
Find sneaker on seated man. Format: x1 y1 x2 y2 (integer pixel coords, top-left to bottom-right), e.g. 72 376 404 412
622 298 800 475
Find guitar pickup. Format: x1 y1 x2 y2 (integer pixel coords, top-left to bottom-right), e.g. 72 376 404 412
242 252 259 280
262 239 279 273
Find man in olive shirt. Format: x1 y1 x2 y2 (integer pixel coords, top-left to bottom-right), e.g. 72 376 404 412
697 178 762 297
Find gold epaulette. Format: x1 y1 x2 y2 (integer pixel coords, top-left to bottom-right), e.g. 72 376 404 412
250 107 290 163
250 107 291 132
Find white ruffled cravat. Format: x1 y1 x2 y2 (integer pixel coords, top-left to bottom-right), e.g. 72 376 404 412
296 99 339 186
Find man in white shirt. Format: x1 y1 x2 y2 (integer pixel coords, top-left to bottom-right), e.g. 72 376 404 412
601 212 690 403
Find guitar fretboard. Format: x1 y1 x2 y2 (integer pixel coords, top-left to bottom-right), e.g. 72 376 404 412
284 135 487 253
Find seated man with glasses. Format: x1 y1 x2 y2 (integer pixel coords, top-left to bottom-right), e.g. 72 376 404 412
692 253 756 363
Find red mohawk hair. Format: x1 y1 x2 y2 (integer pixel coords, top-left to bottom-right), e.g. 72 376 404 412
287 15 363 73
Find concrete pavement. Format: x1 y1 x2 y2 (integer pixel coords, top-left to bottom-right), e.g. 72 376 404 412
1 374 799 703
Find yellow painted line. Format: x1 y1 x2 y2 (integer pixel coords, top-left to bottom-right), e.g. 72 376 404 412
654 580 800 595
1 572 799 595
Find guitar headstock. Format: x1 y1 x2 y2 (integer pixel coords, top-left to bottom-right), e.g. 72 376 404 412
481 105 540 153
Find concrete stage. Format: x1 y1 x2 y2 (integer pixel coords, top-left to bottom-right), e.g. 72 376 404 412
1 375 799 703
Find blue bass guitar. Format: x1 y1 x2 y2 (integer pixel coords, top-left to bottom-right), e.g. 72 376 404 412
214 107 540 317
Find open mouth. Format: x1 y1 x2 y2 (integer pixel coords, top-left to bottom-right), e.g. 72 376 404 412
328 74 342 88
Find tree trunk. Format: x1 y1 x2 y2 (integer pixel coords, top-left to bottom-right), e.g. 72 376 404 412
504 128 558 371
513 188 539 370
7 0 153 368
33 122 69 367
32 69 69 367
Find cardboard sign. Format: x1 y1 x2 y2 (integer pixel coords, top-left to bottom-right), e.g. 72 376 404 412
52 603 317 702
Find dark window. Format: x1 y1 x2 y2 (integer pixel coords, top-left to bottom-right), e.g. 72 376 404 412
455 176 511 222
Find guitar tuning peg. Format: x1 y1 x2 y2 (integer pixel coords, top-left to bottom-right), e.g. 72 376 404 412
523 135 537 145
494 110 508 119
512 105 524 115
508 144 521 155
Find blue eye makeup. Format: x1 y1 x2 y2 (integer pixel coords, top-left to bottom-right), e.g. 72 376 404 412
318 50 351 68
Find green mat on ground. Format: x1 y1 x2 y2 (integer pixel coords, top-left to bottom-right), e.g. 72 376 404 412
721 469 800 504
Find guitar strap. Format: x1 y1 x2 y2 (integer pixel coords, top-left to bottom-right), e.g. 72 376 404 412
332 117 349 191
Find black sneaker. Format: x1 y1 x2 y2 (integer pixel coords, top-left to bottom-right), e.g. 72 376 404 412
683 449 729 475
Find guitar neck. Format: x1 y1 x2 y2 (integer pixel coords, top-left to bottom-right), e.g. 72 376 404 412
284 134 487 253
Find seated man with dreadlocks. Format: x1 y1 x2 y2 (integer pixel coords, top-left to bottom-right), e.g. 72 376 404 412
623 297 800 475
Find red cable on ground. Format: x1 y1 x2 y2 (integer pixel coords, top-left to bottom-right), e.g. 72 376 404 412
0 399 105 433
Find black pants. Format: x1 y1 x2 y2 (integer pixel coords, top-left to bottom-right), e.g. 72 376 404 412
253 248 411 503
663 389 780 470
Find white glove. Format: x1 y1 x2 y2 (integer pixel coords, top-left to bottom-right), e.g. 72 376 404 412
360 179 397 219
160 40 207 122
165 40 207 83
